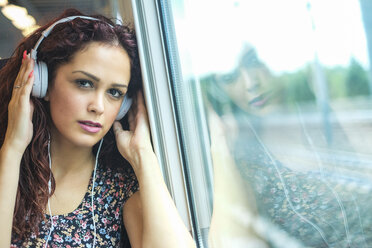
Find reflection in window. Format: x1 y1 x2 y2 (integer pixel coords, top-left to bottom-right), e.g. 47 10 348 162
166 0 372 247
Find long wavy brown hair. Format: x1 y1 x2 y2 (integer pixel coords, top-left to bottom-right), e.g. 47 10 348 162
0 8 141 240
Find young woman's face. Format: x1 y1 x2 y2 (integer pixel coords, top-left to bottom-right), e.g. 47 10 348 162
47 42 131 148
220 66 273 116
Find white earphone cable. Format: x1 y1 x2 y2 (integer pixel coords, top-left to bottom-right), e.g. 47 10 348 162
44 137 54 248
92 138 103 248
44 138 103 248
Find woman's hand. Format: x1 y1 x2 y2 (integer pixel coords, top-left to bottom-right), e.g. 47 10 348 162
3 51 35 155
113 91 154 171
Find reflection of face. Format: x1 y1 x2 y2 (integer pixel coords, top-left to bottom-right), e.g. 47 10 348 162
47 42 131 148
221 66 271 114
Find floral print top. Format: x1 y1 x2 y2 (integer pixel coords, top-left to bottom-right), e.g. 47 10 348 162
11 163 139 248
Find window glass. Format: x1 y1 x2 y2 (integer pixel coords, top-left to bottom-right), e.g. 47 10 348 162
164 0 372 247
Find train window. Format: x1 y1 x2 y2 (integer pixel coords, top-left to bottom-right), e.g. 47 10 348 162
142 0 372 247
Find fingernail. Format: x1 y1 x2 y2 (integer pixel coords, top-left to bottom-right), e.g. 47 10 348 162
23 50 27 60
28 70 34 78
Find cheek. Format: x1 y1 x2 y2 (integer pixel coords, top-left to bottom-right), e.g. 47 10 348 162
99 103 121 135
49 90 84 122
224 84 242 100
106 103 121 122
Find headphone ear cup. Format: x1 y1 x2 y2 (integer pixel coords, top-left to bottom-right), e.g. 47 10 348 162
116 96 132 120
32 61 48 98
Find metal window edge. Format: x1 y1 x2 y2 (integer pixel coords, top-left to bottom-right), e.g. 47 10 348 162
130 0 194 232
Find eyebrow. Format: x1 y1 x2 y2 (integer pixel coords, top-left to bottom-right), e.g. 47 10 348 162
72 70 128 88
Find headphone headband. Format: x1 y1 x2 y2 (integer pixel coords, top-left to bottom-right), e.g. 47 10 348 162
31 16 112 60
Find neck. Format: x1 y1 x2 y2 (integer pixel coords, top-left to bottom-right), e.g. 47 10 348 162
49 132 98 179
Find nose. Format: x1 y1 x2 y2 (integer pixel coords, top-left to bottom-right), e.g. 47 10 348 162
241 70 259 93
87 93 105 115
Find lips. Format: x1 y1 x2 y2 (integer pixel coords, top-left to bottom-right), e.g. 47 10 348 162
78 121 102 133
249 94 267 107
249 91 271 107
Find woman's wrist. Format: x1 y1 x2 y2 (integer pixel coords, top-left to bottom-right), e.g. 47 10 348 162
0 149 22 180
2 132 28 157
0 142 24 167
131 149 160 180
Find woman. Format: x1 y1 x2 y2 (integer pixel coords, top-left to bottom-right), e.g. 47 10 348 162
0 8 195 248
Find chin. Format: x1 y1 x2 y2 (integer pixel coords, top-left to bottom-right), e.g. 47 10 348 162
68 133 105 148
52 123 108 148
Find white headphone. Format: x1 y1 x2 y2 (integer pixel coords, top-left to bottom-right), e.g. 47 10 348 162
30 15 132 120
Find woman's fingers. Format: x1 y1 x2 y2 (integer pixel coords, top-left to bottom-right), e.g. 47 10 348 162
13 51 28 89
135 92 151 136
136 91 144 109
12 52 34 98
127 91 147 132
113 121 134 161
131 92 147 125
113 121 124 136
13 52 31 92
113 121 132 144
22 61 35 98
135 91 148 118
127 106 135 131
113 91 156 170
4 51 35 153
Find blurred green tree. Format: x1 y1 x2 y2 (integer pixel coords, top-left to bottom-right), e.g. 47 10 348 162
346 58 369 97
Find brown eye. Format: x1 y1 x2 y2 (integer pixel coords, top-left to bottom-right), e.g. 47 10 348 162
108 88 124 99
76 79 93 88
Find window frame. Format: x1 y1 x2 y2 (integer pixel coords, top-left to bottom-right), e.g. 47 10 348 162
129 0 197 238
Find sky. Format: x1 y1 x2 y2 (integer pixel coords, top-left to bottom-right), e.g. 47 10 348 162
172 0 369 76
